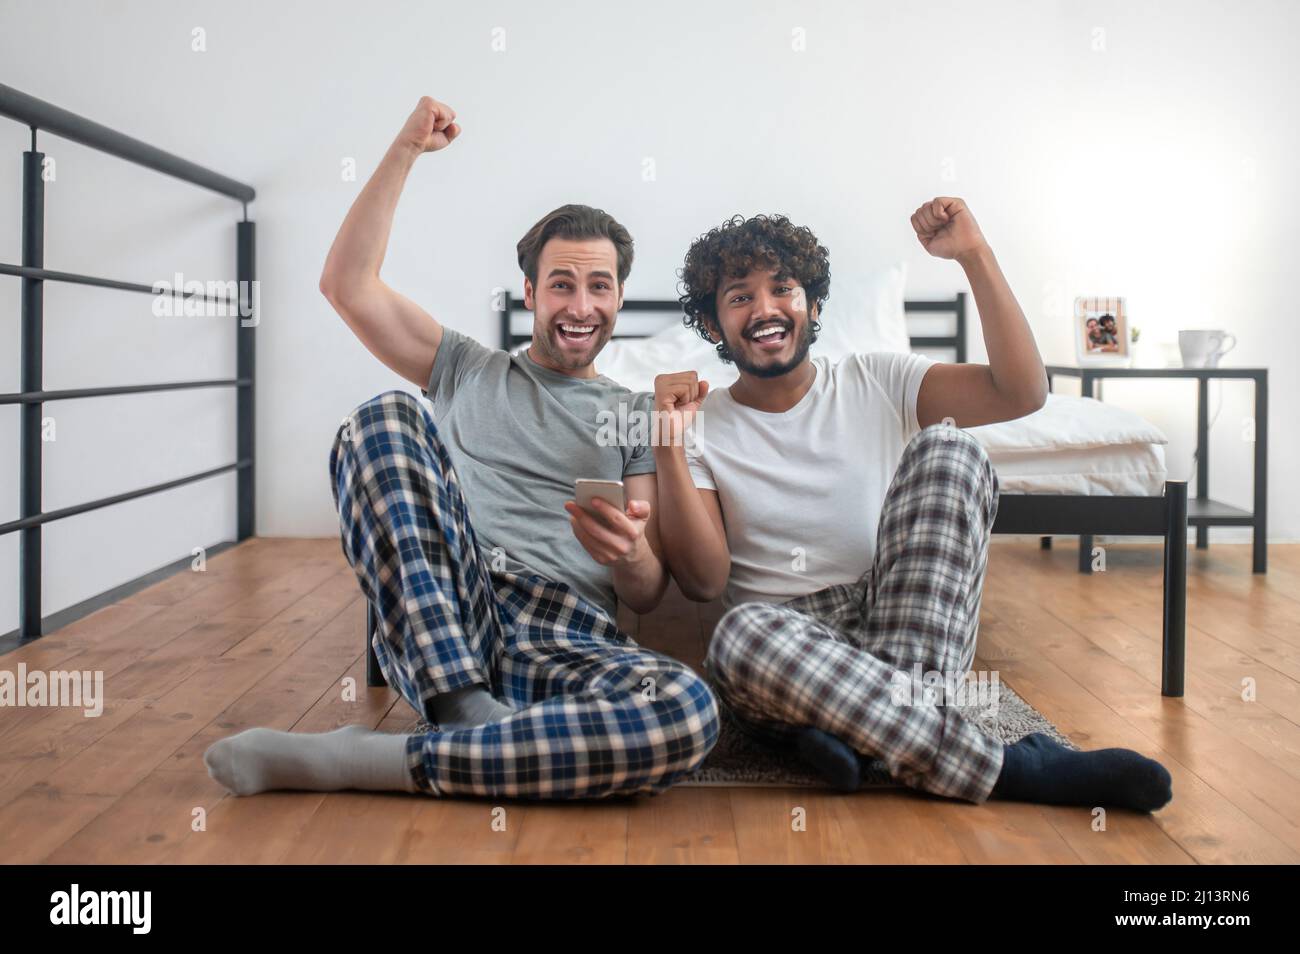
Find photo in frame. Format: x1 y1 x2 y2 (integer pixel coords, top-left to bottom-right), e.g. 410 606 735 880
1074 296 1129 365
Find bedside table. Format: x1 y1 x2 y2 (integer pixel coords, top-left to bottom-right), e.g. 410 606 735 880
1044 366 1268 573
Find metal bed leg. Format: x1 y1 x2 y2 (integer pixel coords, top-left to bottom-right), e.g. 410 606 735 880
1162 481 1188 697
1196 377 1208 550
365 601 387 688
1253 373 1268 574
1077 374 1097 576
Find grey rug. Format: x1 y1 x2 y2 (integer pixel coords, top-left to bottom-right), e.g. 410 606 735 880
405 677 1073 790
678 679 1072 787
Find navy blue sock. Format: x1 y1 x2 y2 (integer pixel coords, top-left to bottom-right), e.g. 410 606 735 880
992 732 1173 812
794 727 862 792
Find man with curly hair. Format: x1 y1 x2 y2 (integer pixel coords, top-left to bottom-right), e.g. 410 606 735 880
653 199 1173 813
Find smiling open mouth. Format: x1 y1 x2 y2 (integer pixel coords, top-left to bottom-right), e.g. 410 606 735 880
557 322 597 343
749 323 790 348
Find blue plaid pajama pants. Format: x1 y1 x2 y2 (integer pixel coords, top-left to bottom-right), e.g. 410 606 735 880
329 390 719 799
705 424 1006 803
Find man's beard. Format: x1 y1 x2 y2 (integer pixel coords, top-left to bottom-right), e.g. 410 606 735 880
719 319 816 378
534 320 612 371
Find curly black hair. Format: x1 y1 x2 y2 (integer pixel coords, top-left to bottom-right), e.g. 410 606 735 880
677 214 830 364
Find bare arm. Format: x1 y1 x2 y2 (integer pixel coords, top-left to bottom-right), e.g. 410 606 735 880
910 198 1048 429
611 474 670 614
319 96 462 390
652 372 730 602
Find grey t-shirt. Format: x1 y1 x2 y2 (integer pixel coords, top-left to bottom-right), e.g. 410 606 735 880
420 328 656 619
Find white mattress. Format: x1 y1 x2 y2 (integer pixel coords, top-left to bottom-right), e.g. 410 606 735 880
969 394 1168 495
985 441 1167 495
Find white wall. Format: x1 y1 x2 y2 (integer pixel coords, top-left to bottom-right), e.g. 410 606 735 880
2 0 1296 625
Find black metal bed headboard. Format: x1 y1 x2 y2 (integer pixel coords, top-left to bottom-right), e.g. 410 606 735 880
496 291 967 363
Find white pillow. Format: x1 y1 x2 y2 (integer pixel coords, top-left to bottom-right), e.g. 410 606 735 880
595 321 734 394
817 261 911 356
967 394 1168 452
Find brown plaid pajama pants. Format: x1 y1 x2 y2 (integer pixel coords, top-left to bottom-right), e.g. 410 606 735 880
704 424 1006 803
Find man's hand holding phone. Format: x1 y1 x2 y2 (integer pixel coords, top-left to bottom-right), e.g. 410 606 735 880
565 480 651 567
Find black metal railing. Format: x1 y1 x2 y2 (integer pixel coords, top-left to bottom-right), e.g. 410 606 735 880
0 83 256 645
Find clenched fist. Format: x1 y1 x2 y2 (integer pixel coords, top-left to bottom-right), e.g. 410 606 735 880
654 370 709 447
398 96 461 155
910 197 987 261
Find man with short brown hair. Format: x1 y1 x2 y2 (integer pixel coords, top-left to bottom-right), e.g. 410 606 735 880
203 96 718 800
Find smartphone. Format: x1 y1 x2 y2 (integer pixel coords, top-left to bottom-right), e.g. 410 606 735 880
574 478 626 515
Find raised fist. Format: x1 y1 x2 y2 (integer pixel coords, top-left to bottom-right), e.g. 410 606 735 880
654 370 709 447
910 197 987 261
399 96 461 155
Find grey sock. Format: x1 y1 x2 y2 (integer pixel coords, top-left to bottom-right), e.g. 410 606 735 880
203 725 418 796
431 685 514 729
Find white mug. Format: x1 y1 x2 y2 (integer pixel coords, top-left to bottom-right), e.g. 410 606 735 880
1179 329 1237 368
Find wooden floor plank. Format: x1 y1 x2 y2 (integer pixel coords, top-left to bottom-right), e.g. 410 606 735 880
2 578 370 861
0 568 364 806
395 799 523 864
280 792 427 864
919 799 1083 865
728 788 998 864
626 787 740 864
1037 803 1197 865
1058 576 1300 775
987 546 1300 857
977 594 1299 864
44 770 229 865
164 791 329 864
0 613 261 752
511 800 630 864
301 652 404 733
160 650 404 864
0 787 121 864
161 597 368 770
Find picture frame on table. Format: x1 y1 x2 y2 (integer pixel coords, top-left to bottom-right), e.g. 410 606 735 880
1074 295 1130 366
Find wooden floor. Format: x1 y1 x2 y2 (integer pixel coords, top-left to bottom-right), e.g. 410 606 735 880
2 537 1298 864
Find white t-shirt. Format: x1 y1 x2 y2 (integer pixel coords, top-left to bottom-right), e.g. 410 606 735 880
685 351 937 608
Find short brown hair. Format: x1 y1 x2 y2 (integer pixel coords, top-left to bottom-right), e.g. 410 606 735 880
516 204 634 287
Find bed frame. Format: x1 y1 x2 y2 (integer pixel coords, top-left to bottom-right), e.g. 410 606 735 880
494 291 1188 698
